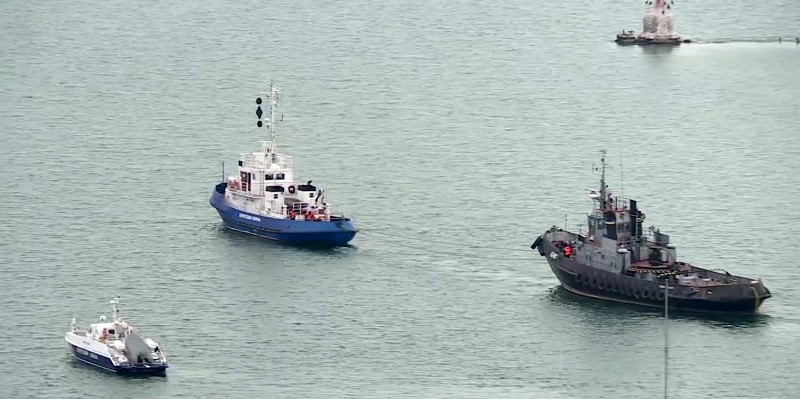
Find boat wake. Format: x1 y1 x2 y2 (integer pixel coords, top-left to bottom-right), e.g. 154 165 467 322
691 37 799 44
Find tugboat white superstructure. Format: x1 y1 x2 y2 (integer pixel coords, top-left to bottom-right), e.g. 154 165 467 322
65 297 168 375
209 81 358 246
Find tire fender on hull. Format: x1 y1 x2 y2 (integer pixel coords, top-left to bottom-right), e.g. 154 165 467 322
531 235 545 256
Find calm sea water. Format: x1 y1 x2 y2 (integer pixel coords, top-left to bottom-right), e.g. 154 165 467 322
2 0 799 398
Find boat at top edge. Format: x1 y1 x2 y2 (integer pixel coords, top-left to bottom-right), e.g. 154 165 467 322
615 0 692 45
530 150 770 313
209 81 358 247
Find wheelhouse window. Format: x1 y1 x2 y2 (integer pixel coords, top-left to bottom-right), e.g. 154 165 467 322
276 173 285 180
265 185 285 195
265 174 274 180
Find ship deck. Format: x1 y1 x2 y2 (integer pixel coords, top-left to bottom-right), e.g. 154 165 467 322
629 259 672 269
628 260 742 288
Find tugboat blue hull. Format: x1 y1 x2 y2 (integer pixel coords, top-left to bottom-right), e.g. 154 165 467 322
68 343 167 375
209 185 357 247
536 237 770 314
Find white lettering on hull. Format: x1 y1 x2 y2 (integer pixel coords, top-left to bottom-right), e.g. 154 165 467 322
239 213 261 222
76 347 99 359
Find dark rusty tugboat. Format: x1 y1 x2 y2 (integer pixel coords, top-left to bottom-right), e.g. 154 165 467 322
531 150 771 313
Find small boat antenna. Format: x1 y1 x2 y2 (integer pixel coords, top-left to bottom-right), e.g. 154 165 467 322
110 296 121 321
599 149 608 207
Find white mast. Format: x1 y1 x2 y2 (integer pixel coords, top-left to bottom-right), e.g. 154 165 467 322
256 80 281 160
110 296 121 321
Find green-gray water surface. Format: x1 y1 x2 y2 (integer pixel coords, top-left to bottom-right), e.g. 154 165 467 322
2 0 799 398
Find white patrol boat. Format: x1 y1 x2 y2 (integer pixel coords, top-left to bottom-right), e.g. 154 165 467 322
65 297 168 375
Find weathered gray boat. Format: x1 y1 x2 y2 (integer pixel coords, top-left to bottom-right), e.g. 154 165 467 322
531 150 771 313
615 30 638 45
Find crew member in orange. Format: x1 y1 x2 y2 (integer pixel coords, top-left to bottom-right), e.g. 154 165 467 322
564 244 573 257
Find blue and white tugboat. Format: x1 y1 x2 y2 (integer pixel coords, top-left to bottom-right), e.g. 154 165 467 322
65 297 168 375
209 81 358 246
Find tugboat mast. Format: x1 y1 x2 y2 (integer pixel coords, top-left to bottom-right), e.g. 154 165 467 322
267 80 279 154
256 80 281 159
599 149 608 208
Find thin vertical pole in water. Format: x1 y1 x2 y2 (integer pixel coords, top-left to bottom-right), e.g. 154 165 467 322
664 278 669 399
221 161 225 182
